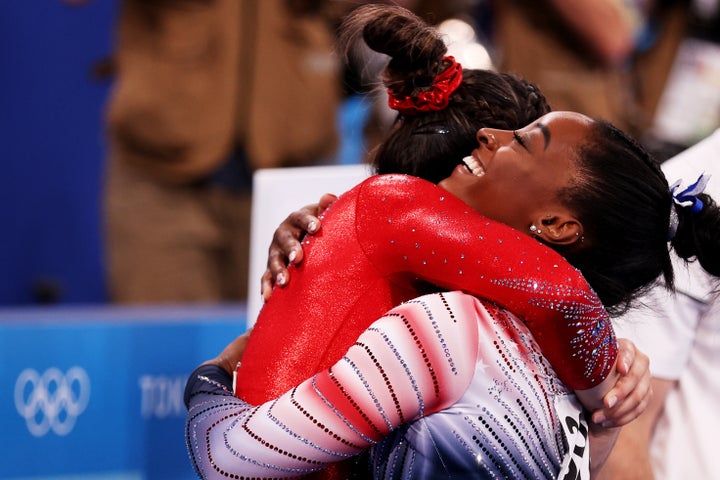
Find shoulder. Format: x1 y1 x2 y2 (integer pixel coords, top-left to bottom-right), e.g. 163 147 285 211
355 174 470 216
358 174 439 195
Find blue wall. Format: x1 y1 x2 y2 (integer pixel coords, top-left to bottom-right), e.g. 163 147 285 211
0 305 246 480
0 2 117 305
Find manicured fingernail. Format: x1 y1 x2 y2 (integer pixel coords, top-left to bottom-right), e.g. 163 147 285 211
606 395 617 409
277 273 286 286
308 221 318 232
288 250 297 263
593 413 606 424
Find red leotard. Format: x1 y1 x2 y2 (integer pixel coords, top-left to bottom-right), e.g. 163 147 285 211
237 174 616 405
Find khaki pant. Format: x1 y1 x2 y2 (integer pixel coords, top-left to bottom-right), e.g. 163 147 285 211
104 158 251 303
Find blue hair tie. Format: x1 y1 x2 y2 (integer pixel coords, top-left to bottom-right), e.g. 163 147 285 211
668 173 711 240
689 197 705 214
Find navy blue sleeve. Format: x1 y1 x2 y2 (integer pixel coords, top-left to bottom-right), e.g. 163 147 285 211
184 364 233 410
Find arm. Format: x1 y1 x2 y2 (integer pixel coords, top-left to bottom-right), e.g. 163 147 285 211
596 377 674 479
547 0 643 66
356 175 617 393
186 292 478 479
598 280 704 477
588 422 621 479
586 340 654 477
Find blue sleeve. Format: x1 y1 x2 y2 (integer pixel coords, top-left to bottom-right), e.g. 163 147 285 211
184 364 234 410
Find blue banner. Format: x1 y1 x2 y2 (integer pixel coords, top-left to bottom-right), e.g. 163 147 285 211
0 306 246 480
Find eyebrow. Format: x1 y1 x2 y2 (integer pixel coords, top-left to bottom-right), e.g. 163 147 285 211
537 123 550 150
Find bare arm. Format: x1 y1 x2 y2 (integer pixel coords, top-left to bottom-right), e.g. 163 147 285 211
588 422 621 478
548 0 642 66
596 377 675 479
576 339 652 477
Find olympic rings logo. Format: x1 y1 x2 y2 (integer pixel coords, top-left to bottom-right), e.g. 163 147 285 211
14 367 91 437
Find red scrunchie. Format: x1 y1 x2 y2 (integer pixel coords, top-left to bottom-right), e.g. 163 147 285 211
387 56 463 115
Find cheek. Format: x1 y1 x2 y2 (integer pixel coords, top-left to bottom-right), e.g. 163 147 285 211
483 175 536 225
468 183 512 218
449 180 491 214
507 165 553 197
492 171 528 197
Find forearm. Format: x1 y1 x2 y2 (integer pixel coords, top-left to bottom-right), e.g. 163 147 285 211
595 429 654 479
589 423 621 478
576 367 620 411
598 378 675 479
548 0 637 66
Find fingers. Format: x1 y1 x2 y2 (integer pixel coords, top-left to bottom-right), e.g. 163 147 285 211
615 337 637 375
263 203 325 298
273 204 323 262
592 380 652 427
269 219 306 267
591 343 651 428
602 338 639 410
287 203 323 236
261 270 274 302
317 193 338 216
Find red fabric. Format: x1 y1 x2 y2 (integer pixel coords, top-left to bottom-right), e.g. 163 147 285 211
237 174 616 410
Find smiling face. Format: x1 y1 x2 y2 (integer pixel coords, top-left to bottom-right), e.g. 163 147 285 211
438 111 593 235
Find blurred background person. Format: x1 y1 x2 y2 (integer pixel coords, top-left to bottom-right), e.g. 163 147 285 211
99 0 486 305
642 0 720 156
102 0 344 304
490 0 720 162
491 0 684 137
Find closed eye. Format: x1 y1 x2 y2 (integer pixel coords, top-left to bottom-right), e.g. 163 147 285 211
513 131 527 149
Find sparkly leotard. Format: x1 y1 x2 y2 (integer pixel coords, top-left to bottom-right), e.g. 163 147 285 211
237 174 616 405
187 291 592 479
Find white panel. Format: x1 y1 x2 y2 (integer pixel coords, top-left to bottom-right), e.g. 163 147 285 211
247 165 371 326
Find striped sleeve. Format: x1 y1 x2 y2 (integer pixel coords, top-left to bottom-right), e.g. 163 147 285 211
186 291 479 479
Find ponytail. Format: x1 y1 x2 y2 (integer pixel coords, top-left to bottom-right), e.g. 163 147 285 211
671 192 720 277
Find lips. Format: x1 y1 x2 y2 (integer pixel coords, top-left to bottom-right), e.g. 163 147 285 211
462 155 486 177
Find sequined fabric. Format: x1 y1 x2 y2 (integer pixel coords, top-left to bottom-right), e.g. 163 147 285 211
237 174 616 406
186 292 591 479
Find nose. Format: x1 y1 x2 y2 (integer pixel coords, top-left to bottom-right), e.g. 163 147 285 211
476 128 500 149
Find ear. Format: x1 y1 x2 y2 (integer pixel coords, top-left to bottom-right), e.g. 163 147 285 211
535 212 584 247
